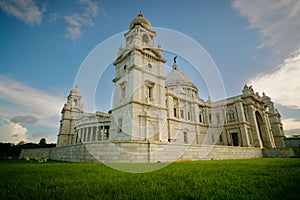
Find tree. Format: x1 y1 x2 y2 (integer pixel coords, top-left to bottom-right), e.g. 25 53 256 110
17 141 26 146
39 138 46 147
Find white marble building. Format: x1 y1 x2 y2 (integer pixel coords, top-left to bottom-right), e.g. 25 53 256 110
57 12 285 149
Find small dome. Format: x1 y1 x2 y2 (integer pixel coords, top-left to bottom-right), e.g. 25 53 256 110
70 85 81 95
129 11 152 30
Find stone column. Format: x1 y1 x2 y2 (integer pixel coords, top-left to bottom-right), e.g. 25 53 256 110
83 127 87 142
102 126 105 141
193 103 199 144
247 105 262 148
263 112 276 148
235 101 250 147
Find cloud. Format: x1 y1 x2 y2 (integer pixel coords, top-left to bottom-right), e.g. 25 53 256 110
30 131 56 143
233 0 300 111
0 120 27 143
64 0 99 39
248 51 300 109
0 74 65 128
11 115 38 125
31 131 48 138
281 118 300 136
282 118 300 131
0 0 44 25
232 0 300 63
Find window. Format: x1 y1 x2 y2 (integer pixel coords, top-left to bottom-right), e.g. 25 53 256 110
180 110 184 119
183 132 188 144
174 108 177 117
187 111 191 120
219 134 223 142
145 81 154 100
72 99 77 107
123 65 127 70
227 111 235 122
142 34 149 43
121 87 126 99
209 114 212 123
199 114 202 123
118 118 123 133
148 86 153 98
120 81 127 100
216 113 220 124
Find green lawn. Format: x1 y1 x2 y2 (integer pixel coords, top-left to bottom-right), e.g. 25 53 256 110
0 158 299 199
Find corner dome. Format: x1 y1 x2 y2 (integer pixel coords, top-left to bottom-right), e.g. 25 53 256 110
129 11 152 30
70 85 81 95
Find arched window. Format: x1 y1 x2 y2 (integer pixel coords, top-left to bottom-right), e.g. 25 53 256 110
142 34 149 43
227 111 235 122
72 99 77 107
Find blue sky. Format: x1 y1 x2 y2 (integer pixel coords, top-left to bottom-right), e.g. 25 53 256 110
0 0 299 144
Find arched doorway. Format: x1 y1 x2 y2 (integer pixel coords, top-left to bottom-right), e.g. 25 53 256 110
255 111 269 148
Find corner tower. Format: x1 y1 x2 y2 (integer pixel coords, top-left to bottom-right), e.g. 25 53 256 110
110 12 168 141
57 85 83 147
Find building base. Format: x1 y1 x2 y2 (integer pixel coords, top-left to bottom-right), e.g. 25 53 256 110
20 141 299 163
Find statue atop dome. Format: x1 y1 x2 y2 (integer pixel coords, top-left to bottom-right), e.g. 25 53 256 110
173 56 177 64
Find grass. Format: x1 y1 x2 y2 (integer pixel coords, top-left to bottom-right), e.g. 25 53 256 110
0 158 299 199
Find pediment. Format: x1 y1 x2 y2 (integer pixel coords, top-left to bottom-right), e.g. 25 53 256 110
142 48 163 59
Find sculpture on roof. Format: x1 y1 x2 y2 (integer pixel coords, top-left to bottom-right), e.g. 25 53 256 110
173 56 177 64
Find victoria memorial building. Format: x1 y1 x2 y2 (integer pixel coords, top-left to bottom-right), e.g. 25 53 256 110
57 12 285 151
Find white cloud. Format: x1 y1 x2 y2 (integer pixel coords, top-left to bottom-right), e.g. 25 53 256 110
232 0 300 60
79 0 99 17
11 115 38 125
64 0 99 39
248 51 300 109
30 131 56 143
282 118 300 131
0 0 43 25
0 120 27 144
233 0 300 117
0 74 65 128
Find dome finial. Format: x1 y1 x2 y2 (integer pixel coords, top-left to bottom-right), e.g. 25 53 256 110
173 56 177 64
138 10 143 17
172 56 178 70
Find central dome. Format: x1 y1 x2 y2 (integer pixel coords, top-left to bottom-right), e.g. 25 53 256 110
129 11 152 30
166 64 198 92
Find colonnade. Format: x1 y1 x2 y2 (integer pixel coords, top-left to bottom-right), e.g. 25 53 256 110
74 125 110 143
